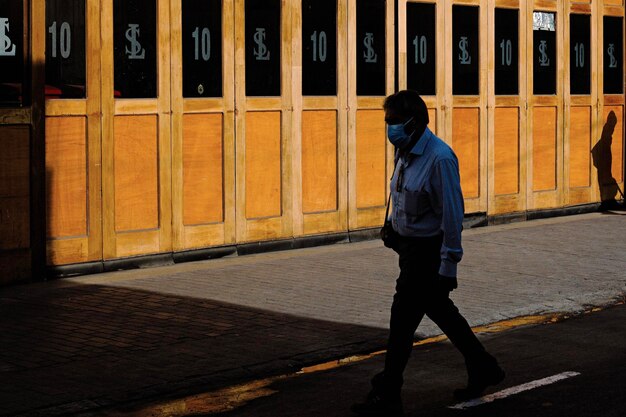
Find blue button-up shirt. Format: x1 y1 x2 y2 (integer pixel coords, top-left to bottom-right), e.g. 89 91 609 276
390 127 464 278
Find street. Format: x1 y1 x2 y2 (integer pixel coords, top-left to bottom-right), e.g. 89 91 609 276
210 303 626 417
2 213 625 417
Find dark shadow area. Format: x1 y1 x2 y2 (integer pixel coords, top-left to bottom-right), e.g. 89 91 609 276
45 167 53 248
591 111 625 211
207 304 626 417
0 282 388 416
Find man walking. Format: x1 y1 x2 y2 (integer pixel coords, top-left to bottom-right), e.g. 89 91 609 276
352 90 504 416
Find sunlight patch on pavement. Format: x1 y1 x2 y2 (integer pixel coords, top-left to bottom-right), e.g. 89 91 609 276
107 378 284 416
449 371 581 410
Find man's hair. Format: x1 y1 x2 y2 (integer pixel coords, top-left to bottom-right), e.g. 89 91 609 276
383 90 429 126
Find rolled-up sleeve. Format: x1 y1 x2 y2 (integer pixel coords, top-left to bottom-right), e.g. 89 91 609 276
432 158 464 277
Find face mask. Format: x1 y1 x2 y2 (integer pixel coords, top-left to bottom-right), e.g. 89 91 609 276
386 116 415 149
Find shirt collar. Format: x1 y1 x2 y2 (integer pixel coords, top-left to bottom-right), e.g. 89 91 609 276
408 127 432 156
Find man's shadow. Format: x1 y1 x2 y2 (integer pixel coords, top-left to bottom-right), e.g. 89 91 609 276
591 110 625 211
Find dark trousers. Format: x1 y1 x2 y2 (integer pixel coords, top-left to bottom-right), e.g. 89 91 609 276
382 234 492 393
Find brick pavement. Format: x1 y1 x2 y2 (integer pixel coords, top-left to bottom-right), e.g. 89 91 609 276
1 212 625 416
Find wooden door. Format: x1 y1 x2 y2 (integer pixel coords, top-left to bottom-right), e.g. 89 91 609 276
44 0 102 265
101 0 172 259
348 0 395 230
234 0 293 242
487 1 528 215
0 0 43 282
526 2 564 210
596 1 624 205
170 0 236 251
445 0 488 214
564 1 598 207
292 0 348 236
397 1 444 144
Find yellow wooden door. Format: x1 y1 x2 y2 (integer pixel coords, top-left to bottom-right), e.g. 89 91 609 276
44 0 102 265
292 0 348 236
526 3 564 210
348 0 395 230
564 2 598 207
445 0 488 215
0 0 39 280
234 0 293 242
397 1 444 149
596 2 624 205
101 0 172 259
487 1 528 215
170 0 236 251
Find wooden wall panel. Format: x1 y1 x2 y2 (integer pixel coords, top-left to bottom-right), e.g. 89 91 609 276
604 106 624 182
114 116 159 232
452 108 480 199
356 110 386 209
245 112 282 219
183 113 224 225
0 126 30 198
45 117 87 238
494 108 520 195
302 111 338 214
0 196 30 251
0 126 30 251
533 107 557 191
569 107 592 188
0 126 30 250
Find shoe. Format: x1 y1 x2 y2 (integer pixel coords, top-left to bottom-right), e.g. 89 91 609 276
351 393 404 416
352 372 404 416
454 362 505 401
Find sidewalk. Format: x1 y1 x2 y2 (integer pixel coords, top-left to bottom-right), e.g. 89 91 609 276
1 212 625 417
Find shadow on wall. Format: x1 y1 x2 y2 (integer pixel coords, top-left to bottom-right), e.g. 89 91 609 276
591 110 625 210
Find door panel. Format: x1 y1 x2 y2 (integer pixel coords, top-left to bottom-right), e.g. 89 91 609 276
293 0 348 236
564 8 597 207
494 107 520 196
235 0 292 242
532 106 558 192
45 117 88 238
398 0 443 184
45 0 102 265
182 113 224 226
0 127 30 252
569 106 592 189
113 116 159 232
488 3 527 215
301 111 338 213
447 2 488 214
527 5 563 210
171 0 235 251
348 0 395 230
101 0 172 259
604 104 624 181
245 111 282 219
355 110 386 209
453 107 481 199
597 8 624 204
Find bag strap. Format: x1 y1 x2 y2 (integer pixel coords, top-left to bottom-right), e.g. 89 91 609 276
384 157 401 222
384 191 392 222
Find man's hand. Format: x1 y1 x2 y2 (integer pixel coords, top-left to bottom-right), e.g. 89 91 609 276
437 274 458 292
